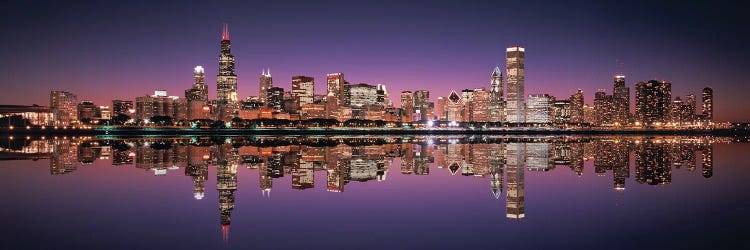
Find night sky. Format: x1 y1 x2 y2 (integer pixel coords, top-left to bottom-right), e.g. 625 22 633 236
0 0 747 121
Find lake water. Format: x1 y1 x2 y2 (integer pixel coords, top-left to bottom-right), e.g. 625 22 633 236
0 135 747 249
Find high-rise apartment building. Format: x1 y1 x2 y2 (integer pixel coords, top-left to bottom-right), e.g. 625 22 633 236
701 87 713 121
612 75 630 125
569 89 584 123
635 80 672 125
50 91 78 125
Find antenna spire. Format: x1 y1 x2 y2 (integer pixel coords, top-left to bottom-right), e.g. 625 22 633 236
222 23 230 41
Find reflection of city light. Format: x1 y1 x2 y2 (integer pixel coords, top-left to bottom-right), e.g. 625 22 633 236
202 154 210 160
194 192 205 200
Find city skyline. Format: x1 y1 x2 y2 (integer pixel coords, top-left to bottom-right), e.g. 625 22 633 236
1 1 747 122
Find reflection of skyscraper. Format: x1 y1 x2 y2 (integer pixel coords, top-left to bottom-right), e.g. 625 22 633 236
259 158 273 196
326 150 347 192
701 144 713 178
217 159 237 242
490 163 503 199
186 162 208 200
526 142 552 171
401 143 414 174
635 139 671 185
50 139 78 175
505 46 525 123
505 143 525 219
291 153 314 190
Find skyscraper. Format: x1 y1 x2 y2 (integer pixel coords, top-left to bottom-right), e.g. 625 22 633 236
327 73 345 105
291 76 314 113
635 80 671 125
612 75 630 125
267 87 285 111
489 66 505 122
401 91 414 122
701 87 713 121
471 88 489 122
50 91 78 125
505 46 525 123
526 94 553 123
569 89 584 123
259 69 273 104
185 66 210 120
216 24 238 121
435 97 446 120
112 100 134 117
594 89 615 126
186 66 209 103
505 142 525 219
413 90 431 121
446 91 462 122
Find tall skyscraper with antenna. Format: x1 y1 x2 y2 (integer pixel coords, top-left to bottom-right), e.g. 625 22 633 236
215 24 238 121
259 69 273 104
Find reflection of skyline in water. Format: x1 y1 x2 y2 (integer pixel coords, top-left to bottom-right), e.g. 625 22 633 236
0 135 721 241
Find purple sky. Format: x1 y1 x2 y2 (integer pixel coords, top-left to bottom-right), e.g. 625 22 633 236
1 0 748 121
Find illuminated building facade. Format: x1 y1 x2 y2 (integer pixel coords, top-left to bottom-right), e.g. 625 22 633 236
489 66 505 122
259 69 273 104
50 90 78 125
446 91 462 122
505 46 525 123
552 100 571 124
701 87 713 121
612 75 630 125
400 91 414 122
291 76 314 113
326 73 345 105
526 94 553 123
635 80 672 125
112 100 134 117
471 88 489 122
569 89 584 123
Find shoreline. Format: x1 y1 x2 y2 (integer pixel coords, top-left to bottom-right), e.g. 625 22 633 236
1 127 747 136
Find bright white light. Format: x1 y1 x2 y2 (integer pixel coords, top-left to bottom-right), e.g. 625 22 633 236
194 66 204 74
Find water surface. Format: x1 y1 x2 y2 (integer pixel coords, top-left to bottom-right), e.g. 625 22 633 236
0 135 746 249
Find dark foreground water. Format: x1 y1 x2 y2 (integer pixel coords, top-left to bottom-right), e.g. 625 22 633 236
0 135 747 249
